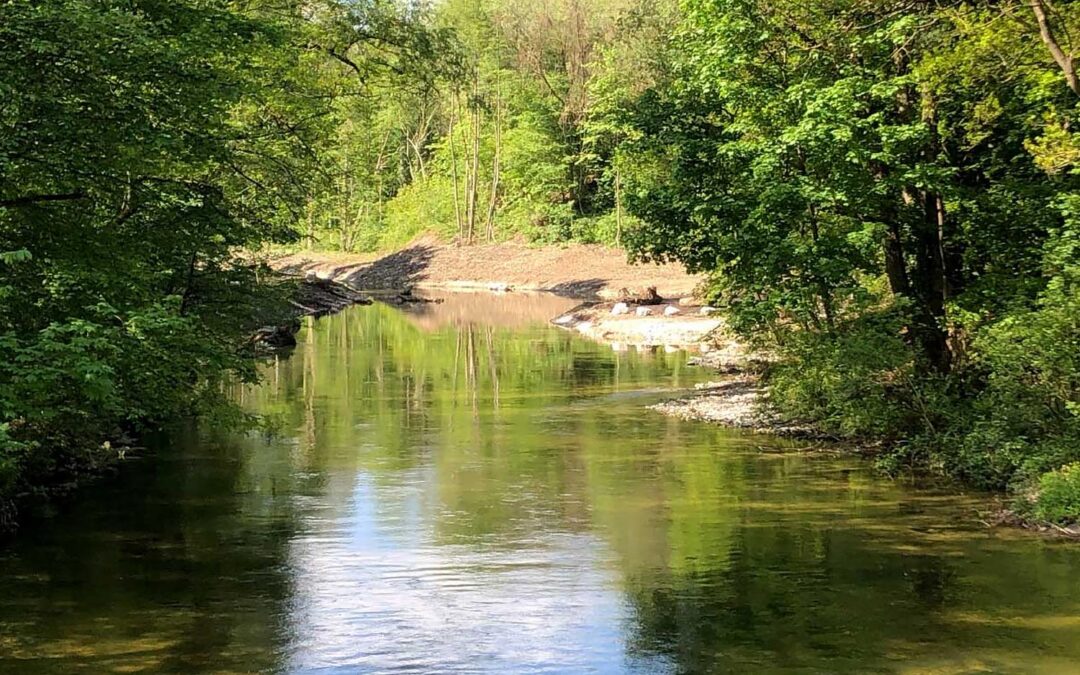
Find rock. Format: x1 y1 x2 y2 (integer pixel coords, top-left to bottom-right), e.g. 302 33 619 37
611 302 630 316
250 322 299 351
553 314 575 325
699 306 719 316
635 306 653 316
663 305 681 316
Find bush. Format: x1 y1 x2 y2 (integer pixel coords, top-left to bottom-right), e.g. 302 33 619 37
766 309 923 440
953 222 1080 489
1033 463 1080 524
0 294 269 530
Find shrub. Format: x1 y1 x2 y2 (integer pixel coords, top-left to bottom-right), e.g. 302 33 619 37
1033 463 1080 524
766 309 921 440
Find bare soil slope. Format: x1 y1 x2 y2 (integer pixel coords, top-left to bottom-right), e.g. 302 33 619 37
273 239 701 299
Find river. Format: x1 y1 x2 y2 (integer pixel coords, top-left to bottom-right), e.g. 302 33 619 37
2 294 1079 673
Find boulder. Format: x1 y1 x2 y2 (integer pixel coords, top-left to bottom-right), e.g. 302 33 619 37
611 302 630 316
635 306 653 316
699 306 719 316
663 305 681 316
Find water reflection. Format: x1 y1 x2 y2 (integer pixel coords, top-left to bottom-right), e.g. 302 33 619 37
1 301 1080 673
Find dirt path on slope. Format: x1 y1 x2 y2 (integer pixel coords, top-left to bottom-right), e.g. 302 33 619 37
272 239 702 299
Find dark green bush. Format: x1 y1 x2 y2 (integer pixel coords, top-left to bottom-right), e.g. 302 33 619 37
766 309 924 440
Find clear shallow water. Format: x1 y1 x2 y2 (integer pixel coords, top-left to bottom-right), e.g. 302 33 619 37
2 296 1080 674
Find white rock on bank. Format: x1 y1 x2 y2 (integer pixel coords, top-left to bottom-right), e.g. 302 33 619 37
663 305 681 316
699 306 718 316
611 302 630 316
635 306 653 316
553 314 574 325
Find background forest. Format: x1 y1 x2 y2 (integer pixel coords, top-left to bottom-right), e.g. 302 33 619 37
2 0 1079 529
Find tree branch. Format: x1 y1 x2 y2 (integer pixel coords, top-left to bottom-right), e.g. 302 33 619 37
1031 0 1080 96
0 192 86 208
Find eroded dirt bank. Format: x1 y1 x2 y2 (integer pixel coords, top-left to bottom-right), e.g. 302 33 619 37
272 239 702 299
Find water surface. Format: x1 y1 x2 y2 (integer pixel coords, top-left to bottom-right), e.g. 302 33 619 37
2 295 1079 673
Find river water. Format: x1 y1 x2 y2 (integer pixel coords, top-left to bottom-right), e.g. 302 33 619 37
2 294 1079 673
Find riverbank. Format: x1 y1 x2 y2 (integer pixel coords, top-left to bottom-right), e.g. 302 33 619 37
271 238 702 299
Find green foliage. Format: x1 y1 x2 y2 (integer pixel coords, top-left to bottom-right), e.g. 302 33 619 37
382 176 462 248
767 311 919 440
1032 463 1080 525
5 0 1080 530
946 195 1080 488
0 0 420 529
294 0 675 250
599 0 1080 515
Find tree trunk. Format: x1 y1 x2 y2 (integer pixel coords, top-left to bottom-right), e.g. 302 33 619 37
448 96 464 240
466 75 481 244
485 87 502 242
883 218 910 298
614 168 624 247
909 190 951 373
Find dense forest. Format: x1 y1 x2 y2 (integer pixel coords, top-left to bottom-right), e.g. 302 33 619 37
2 0 1079 531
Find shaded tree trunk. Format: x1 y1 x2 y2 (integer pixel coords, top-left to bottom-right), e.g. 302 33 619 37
909 190 951 373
